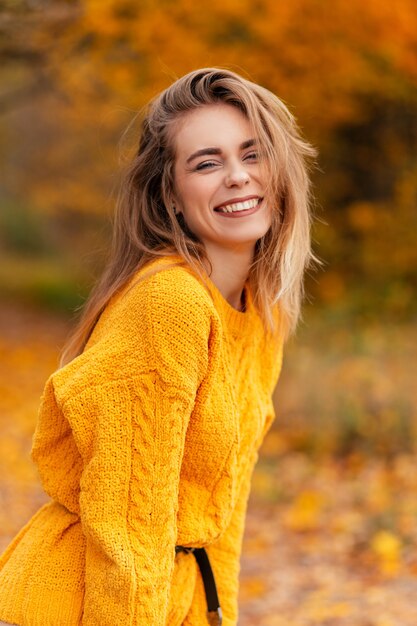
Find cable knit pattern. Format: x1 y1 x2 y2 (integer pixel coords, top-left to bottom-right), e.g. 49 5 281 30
0 255 284 626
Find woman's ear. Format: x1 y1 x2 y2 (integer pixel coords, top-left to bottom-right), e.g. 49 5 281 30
171 196 181 216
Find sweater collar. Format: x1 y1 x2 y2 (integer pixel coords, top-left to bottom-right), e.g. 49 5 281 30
145 253 260 335
203 272 258 335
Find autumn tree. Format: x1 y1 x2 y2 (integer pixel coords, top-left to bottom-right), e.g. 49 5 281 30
1 0 416 315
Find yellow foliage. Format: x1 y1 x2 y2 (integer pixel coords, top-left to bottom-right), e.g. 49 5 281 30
284 489 325 531
303 589 353 621
370 529 402 576
251 468 279 502
330 510 364 535
375 619 396 626
240 576 267 599
259 430 288 456
308 600 352 621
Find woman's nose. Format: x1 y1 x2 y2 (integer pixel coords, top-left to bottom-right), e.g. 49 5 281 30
224 164 250 187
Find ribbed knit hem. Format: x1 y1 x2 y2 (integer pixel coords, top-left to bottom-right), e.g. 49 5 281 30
0 586 83 626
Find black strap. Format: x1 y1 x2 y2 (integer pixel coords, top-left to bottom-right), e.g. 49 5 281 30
175 546 223 626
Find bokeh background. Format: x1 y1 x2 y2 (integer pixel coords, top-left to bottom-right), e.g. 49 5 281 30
1 1 417 624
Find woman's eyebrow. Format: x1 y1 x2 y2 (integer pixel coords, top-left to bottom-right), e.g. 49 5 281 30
186 147 221 164
186 138 257 164
241 138 257 150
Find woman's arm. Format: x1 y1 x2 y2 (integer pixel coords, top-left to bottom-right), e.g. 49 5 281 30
53 270 213 626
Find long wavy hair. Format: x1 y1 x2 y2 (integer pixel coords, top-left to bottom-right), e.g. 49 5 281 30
60 67 317 366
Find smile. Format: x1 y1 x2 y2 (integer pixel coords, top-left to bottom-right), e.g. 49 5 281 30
214 197 263 215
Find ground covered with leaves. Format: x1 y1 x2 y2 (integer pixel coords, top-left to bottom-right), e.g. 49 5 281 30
0 302 416 625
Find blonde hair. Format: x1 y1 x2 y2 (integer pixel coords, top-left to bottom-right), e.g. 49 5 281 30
60 67 317 366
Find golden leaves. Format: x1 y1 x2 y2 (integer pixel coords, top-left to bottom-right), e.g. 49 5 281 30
0 303 67 550
242 317 417 621
284 490 325 532
370 530 402 576
243 448 417 623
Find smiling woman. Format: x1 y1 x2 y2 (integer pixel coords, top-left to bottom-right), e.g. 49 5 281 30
172 103 272 309
0 68 316 626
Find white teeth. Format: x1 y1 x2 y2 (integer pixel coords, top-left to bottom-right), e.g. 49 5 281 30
217 198 260 213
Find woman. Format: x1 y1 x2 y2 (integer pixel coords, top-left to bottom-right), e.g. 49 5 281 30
0 67 315 626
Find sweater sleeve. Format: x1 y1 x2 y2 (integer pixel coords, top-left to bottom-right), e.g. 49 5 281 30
203 455 258 626
56 271 212 626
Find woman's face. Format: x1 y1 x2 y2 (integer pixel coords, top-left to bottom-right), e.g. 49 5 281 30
172 103 272 257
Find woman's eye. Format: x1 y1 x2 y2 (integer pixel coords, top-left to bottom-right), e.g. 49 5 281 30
244 151 259 161
195 160 218 171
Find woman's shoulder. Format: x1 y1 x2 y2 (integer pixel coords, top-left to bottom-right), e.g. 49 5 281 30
51 257 215 401
82 255 215 354
119 255 215 318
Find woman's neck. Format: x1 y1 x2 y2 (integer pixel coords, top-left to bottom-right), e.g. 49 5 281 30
203 244 254 311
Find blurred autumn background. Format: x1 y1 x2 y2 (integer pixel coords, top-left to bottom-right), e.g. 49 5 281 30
1 0 417 623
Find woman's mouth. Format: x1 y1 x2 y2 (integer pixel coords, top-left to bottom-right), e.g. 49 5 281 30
213 197 263 217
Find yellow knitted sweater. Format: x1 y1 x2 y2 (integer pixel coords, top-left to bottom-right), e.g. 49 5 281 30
0 256 283 626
